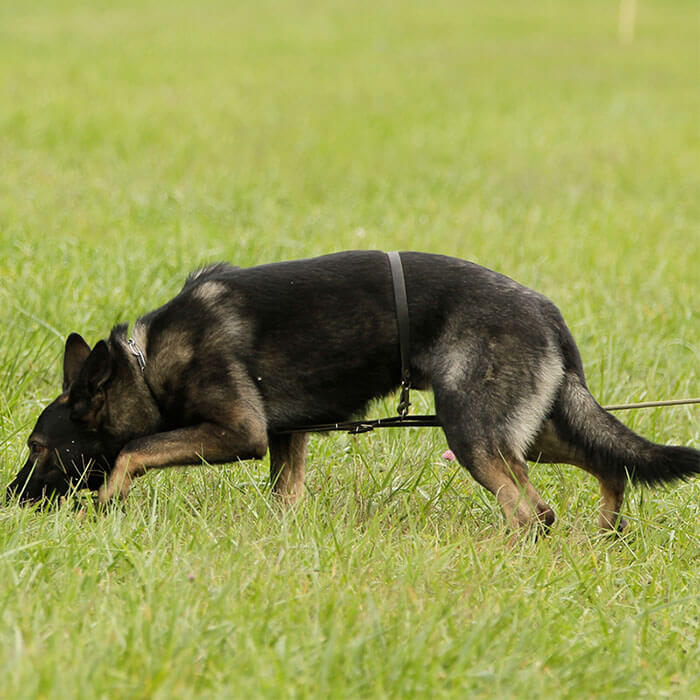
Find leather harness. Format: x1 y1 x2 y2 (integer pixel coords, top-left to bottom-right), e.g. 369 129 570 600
277 251 442 435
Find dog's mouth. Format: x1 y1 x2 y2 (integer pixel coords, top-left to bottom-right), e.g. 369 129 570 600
7 482 67 508
6 453 110 507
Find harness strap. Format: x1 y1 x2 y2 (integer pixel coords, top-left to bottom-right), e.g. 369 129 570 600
387 251 411 416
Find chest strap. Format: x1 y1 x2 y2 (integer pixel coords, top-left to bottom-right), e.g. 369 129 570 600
387 251 411 416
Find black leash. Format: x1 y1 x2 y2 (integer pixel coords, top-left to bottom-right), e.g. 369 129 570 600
279 414 441 435
275 401 700 435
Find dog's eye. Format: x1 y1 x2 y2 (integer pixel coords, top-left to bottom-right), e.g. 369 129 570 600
28 440 46 455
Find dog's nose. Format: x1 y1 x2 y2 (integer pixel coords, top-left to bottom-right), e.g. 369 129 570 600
5 457 38 505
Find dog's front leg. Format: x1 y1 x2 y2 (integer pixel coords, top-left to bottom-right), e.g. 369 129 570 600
98 420 268 503
268 432 308 505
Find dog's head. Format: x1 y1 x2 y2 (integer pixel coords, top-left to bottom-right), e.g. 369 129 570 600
7 334 122 505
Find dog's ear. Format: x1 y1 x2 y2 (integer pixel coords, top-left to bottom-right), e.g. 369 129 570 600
70 340 113 425
63 333 92 391
80 341 113 394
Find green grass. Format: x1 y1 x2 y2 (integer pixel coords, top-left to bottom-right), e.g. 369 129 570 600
1 0 698 697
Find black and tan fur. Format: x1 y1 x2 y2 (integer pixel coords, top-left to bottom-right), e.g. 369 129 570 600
7 251 699 532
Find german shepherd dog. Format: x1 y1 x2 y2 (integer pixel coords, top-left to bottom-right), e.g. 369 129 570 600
7 252 699 531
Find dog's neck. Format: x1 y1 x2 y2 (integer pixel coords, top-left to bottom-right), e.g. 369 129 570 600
110 322 149 372
108 324 162 426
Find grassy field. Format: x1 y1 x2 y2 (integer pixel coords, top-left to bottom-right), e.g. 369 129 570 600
1 0 698 697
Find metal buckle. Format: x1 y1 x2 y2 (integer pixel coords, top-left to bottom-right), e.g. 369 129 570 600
397 379 411 418
127 337 146 372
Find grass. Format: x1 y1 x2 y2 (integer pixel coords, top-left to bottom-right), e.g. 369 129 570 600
0 0 698 697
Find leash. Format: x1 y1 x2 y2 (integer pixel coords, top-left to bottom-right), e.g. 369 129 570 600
276 252 699 435
275 400 700 435
601 398 700 411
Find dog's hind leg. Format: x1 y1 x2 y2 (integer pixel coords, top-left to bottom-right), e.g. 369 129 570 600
469 450 555 530
528 419 628 533
597 478 627 532
268 432 308 505
435 389 555 531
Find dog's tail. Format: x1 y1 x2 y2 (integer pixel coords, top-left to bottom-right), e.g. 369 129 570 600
553 372 700 486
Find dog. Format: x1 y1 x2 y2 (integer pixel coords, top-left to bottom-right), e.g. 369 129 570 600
7 251 699 531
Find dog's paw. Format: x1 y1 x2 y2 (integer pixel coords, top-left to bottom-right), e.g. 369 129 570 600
599 515 629 536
